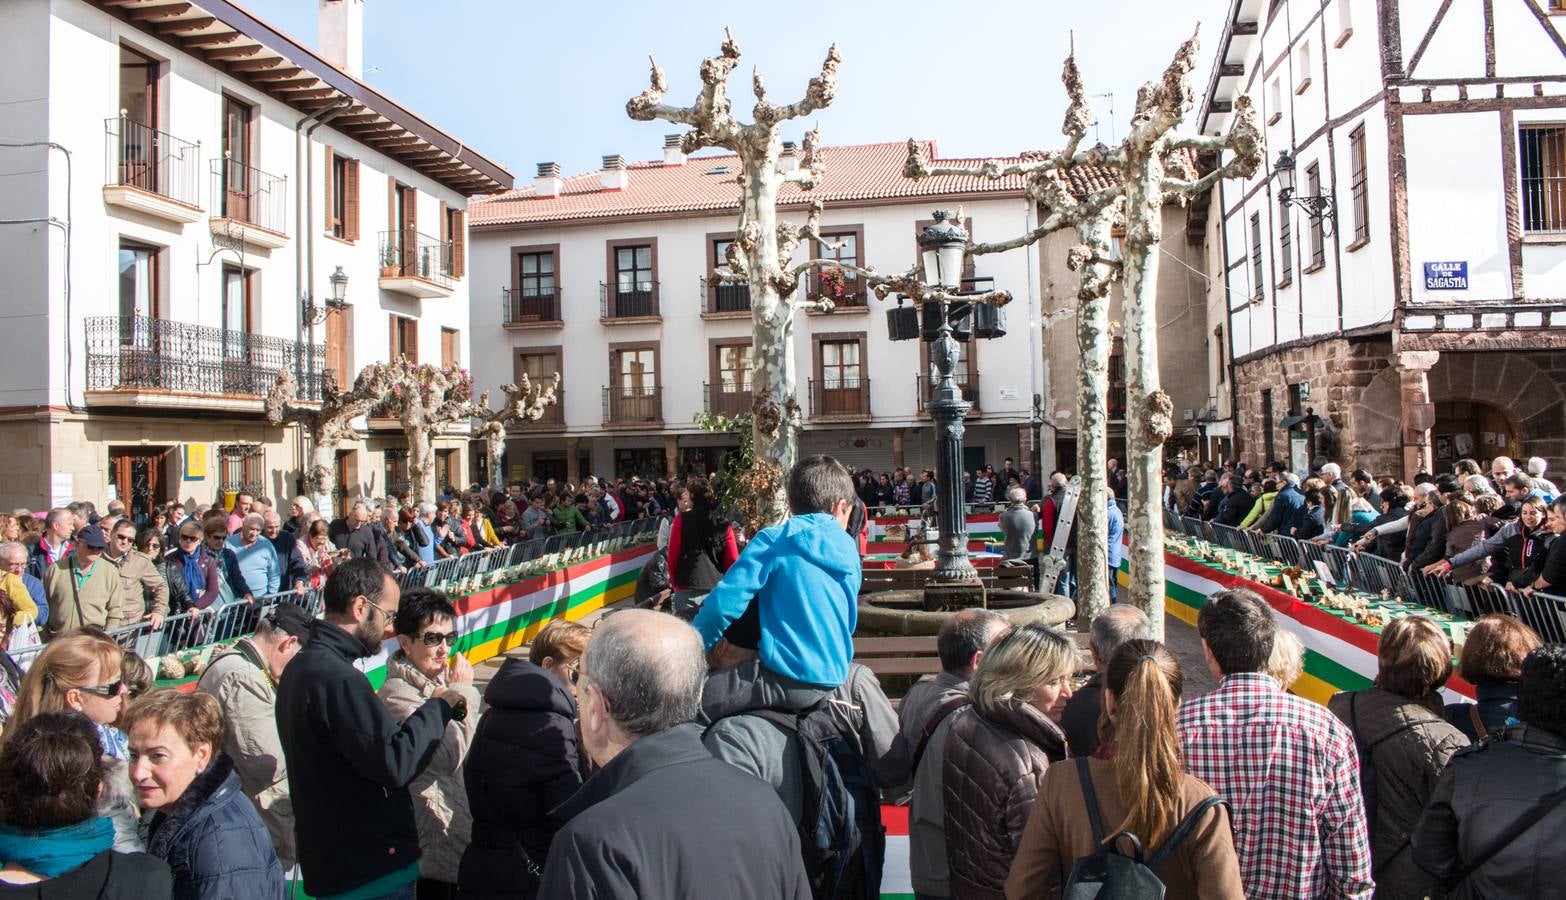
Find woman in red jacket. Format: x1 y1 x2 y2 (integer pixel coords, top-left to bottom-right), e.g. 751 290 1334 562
665 478 738 621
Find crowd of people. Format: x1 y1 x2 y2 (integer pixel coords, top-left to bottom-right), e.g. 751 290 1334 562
2 454 1566 898
1168 453 1566 594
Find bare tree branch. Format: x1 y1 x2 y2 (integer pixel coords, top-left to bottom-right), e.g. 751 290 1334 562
756 44 840 126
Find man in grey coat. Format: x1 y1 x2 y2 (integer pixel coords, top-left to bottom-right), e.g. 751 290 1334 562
195 603 312 869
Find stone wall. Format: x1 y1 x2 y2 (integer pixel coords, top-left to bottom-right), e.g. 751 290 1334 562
1233 338 1396 472
1234 342 1566 479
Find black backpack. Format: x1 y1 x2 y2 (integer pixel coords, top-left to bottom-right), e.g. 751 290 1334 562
1064 758 1227 899
740 706 885 900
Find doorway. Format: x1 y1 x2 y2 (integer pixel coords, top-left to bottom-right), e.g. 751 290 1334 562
109 447 172 526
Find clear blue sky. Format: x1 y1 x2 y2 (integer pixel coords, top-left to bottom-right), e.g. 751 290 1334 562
240 0 1234 183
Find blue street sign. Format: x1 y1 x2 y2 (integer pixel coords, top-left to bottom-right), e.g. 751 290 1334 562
1423 261 1468 290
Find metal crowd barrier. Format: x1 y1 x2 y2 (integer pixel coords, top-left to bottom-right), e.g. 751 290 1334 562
56 517 663 667
1181 517 1566 641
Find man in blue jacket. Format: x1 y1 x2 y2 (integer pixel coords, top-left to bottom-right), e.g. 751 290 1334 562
1254 473 1305 534
692 455 860 689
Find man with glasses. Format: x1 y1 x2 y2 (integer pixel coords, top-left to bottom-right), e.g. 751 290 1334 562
42 524 123 635
277 558 469 900
0 541 48 630
106 519 168 630
198 602 313 871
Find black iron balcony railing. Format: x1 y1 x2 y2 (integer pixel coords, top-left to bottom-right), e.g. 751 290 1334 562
380 230 453 289
502 287 561 324
700 277 751 314
916 373 981 413
211 157 287 234
104 117 201 208
86 315 324 401
600 281 660 319
603 385 662 424
704 378 753 417
809 377 871 418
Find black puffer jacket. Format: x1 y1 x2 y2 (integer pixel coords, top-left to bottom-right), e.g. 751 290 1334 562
459 659 580 900
1329 688 1467 900
143 752 285 900
1413 724 1566 899
941 702 1067 900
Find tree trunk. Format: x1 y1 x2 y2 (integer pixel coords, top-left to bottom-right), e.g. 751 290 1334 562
308 436 336 519
486 428 506 494
404 423 437 505
1122 155 1171 639
741 146 795 525
1073 210 1118 627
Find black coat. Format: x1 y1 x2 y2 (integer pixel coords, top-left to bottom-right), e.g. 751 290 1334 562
1366 507 1410 562
144 753 285 900
0 850 172 899
460 659 582 900
275 619 455 897
539 723 810 900
1215 490 1255 527
333 523 390 565
1413 724 1566 899
1445 680 1522 743
1060 672 1104 758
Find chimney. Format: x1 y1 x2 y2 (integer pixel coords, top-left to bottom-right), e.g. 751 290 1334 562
662 134 686 167
317 0 364 78
600 154 629 191
534 162 563 198
779 140 799 172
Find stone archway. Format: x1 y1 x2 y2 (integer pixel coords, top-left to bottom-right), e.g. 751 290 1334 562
1354 351 1566 476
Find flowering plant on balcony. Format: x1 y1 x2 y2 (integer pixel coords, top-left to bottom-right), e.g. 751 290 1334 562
816 267 854 304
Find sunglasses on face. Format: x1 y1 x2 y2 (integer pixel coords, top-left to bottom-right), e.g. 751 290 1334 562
77 679 124 699
418 631 457 648
180 534 201 543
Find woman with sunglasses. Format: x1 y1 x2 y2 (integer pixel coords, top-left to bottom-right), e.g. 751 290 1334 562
459 618 589 899
377 588 478 899
0 631 145 851
166 523 247 614
296 518 339 590
135 527 189 618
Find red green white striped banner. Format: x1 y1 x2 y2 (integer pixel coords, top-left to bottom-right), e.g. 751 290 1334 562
1123 551 1476 707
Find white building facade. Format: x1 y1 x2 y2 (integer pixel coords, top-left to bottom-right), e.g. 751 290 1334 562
1199 0 1566 477
467 141 1051 484
0 0 509 516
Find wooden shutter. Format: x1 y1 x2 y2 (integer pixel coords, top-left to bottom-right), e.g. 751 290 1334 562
325 306 348 384
441 328 457 368
439 202 449 275
406 317 418 363
389 315 399 361
343 159 360 241
452 210 466 278
324 148 336 233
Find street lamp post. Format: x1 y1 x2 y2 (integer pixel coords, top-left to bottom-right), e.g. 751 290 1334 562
915 211 987 585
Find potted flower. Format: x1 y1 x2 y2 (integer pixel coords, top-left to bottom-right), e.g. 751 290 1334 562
380 239 400 277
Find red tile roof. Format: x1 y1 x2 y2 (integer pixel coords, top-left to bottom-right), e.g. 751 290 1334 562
471 140 1042 228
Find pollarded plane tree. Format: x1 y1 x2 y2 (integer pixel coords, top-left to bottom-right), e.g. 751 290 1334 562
470 373 561 494
266 366 392 515
904 30 1262 634
361 358 476 505
625 31 843 525
627 30 1013 525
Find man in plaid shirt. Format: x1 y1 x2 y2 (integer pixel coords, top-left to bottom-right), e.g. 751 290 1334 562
1177 589 1374 899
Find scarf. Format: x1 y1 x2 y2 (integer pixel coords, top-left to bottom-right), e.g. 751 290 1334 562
182 549 205 599
0 817 113 877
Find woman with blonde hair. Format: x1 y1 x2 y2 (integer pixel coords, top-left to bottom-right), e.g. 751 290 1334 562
1007 640 1243 899
1329 616 1468 900
1264 628 1305 692
2 631 127 760
941 623 1076 899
